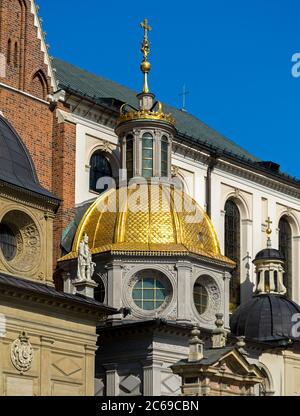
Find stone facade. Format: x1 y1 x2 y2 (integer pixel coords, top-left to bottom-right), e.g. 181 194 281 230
0 297 98 396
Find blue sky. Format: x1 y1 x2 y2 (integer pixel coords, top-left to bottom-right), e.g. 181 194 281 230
39 0 300 178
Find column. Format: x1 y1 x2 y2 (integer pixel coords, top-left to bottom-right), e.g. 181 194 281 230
134 129 141 177
252 193 262 260
176 261 192 323
219 210 226 254
62 272 73 294
223 271 231 329
104 363 119 396
85 344 98 396
40 336 55 396
106 262 123 320
293 236 300 303
44 212 55 284
153 130 161 177
143 360 162 396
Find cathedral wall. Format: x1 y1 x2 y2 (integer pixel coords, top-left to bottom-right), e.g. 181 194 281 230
0 0 54 95
0 87 54 191
67 104 300 304
0 1 77 268
282 348 300 395
0 298 98 396
73 115 120 205
0 191 54 283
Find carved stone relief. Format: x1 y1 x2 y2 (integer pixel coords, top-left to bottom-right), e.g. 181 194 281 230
10 331 34 374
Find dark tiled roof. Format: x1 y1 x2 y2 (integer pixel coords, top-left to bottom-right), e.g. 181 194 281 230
230 294 300 342
0 272 117 314
0 115 59 202
254 248 284 262
53 58 258 162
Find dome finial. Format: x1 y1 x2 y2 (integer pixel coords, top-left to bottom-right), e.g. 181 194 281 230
140 18 152 93
265 216 273 248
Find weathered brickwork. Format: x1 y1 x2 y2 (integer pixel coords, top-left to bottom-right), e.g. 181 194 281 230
0 0 77 276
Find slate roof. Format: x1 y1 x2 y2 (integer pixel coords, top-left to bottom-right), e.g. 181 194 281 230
254 248 284 262
0 272 117 314
230 293 300 342
53 58 258 162
0 114 59 202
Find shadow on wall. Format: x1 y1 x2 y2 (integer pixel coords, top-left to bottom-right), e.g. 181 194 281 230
241 251 255 303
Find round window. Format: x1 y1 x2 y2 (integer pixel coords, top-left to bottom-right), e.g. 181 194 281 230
132 276 167 311
193 279 208 315
0 223 17 261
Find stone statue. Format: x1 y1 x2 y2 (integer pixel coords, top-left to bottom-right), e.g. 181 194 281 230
77 233 96 281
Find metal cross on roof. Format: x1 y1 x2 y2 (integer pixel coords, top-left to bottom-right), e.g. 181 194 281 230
179 84 189 112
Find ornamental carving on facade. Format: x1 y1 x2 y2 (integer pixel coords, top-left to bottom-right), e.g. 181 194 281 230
196 275 222 324
11 331 34 373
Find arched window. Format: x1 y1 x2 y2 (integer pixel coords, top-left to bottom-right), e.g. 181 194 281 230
142 133 153 178
14 42 18 68
7 39 11 65
193 279 208 315
126 134 134 180
0 223 17 261
89 151 112 194
224 199 241 311
279 216 292 298
161 136 168 177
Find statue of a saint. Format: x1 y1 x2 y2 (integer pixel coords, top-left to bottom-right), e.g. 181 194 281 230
77 233 96 281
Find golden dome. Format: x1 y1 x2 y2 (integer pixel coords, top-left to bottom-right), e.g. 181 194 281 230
60 183 233 266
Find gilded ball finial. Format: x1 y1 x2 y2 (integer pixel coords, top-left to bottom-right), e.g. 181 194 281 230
266 217 272 236
265 216 273 248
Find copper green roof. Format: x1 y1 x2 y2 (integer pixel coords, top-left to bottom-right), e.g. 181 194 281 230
53 58 258 162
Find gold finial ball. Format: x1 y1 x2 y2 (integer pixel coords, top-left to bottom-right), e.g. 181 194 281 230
141 61 151 73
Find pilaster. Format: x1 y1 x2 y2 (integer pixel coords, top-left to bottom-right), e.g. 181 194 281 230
142 360 163 396
40 335 55 396
104 363 119 396
176 261 192 323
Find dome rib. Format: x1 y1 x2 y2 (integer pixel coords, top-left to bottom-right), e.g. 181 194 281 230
60 182 234 265
230 294 300 342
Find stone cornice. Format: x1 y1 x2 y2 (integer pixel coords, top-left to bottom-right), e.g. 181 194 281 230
218 160 300 199
0 285 113 321
0 181 59 212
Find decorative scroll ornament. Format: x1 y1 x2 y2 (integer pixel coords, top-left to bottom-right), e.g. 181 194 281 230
11 331 33 373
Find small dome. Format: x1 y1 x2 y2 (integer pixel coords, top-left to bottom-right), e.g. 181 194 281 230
254 248 284 262
60 182 234 265
0 114 55 199
230 294 300 342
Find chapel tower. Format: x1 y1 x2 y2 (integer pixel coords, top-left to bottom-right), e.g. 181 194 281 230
115 19 176 181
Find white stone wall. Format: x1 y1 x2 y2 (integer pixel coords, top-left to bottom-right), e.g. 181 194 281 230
66 108 300 305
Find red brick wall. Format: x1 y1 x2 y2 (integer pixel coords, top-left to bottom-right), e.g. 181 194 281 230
52 106 76 264
0 0 52 97
0 0 77 274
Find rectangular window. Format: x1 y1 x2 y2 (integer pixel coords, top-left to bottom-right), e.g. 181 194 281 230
142 134 153 178
161 136 168 177
126 136 134 180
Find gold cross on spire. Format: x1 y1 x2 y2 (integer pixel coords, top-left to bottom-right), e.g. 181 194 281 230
140 18 152 93
141 18 151 43
266 217 272 235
